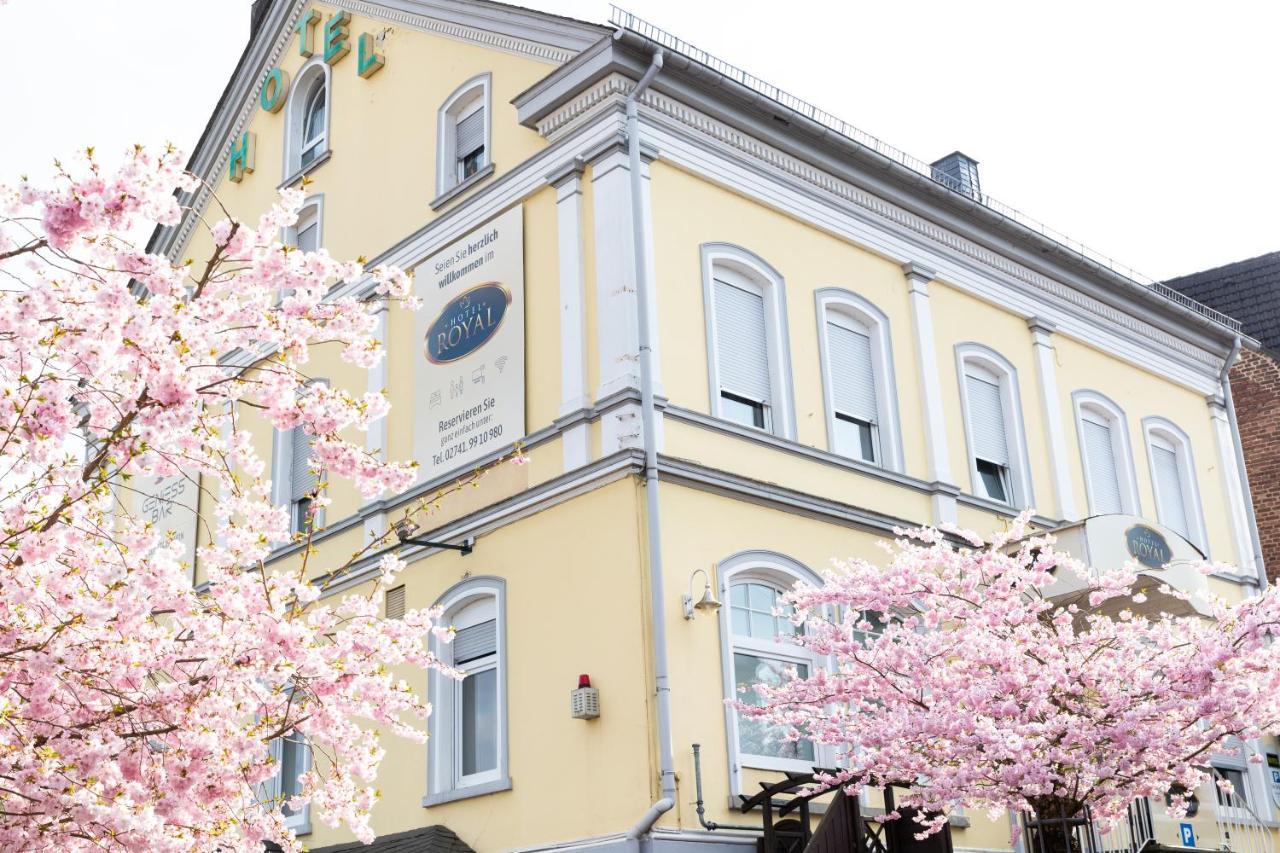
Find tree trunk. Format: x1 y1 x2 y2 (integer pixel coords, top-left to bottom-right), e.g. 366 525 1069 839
1023 796 1094 853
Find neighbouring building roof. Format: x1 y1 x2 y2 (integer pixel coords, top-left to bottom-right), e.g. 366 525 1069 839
1164 252 1280 353
307 825 476 853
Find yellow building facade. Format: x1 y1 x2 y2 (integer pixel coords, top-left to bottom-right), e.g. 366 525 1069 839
151 2 1278 851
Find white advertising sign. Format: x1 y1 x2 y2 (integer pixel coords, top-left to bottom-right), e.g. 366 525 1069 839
413 206 525 478
135 472 199 579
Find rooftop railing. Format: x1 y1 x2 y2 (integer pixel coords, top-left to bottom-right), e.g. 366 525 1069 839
609 6 1243 334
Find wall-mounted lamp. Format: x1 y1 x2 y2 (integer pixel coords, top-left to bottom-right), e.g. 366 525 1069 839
682 568 722 620
392 518 475 556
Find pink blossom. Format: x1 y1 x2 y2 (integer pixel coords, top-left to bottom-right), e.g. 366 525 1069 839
0 146 512 852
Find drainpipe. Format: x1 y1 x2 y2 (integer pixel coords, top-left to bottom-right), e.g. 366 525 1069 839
1219 337 1267 588
622 39 677 806
626 798 675 841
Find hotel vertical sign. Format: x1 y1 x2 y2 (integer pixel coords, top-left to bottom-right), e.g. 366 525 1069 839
413 206 525 478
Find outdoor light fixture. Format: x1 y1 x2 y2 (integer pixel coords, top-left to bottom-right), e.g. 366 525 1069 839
682 568 722 619
391 518 475 556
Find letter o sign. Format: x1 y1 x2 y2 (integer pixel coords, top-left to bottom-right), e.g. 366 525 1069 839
260 67 290 113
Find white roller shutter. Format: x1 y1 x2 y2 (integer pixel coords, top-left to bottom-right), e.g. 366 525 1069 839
714 279 771 404
453 619 497 665
1152 443 1190 537
290 427 316 502
456 108 485 158
1082 418 1123 515
827 321 877 424
965 372 1009 466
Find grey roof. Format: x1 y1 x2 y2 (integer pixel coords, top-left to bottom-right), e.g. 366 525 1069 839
1164 252 1280 352
308 825 475 853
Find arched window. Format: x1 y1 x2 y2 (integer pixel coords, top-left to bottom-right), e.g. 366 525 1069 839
285 195 322 253
816 289 903 470
435 74 492 202
1072 391 1140 516
717 553 826 778
264 730 310 834
284 60 331 179
271 378 327 538
701 244 795 439
1143 417 1207 549
955 344 1033 508
425 577 510 805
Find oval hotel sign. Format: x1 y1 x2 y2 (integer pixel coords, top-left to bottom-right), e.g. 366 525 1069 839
424 282 511 364
1125 524 1173 570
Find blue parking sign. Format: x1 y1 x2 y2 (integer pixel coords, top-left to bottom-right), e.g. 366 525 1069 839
1179 822 1196 847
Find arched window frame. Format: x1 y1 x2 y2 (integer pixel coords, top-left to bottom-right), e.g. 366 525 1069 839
815 288 903 471
284 194 324 253
701 244 797 440
424 576 511 806
717 551 832 791
270 378 327 538
955 343 1034 508
434 73 493 203
1142 416 1209 552
1071 390 1141 517
283 58 332 180
264 729 311 835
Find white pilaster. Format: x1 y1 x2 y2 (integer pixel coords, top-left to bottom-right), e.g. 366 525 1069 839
589 141 644 453
550 159 592 470
903 263 956 524
362 304 389 547
1207 394 1254 574
1028 318 1077 521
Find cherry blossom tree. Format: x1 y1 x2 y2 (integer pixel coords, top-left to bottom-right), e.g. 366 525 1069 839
740 516 1280 845
0 146 517 851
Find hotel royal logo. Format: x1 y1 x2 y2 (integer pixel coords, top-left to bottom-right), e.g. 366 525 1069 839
424 282 511 365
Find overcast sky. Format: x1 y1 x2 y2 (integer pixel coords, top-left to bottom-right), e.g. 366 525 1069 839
1 0 1275 281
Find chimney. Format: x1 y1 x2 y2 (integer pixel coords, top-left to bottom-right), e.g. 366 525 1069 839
930 151 982 201
250 0 272 38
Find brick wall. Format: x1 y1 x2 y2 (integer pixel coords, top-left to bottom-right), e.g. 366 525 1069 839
1229 347 1280 582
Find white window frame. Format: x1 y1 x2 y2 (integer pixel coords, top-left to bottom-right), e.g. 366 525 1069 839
701 243 796 440
284 194 323 253
955 343 1034 509
283 58 331 181
424 576 511 807
264 730 311 835
717 551 832 791
1142 416 1209 553
1071 390 1141 517
1209 739 1268 823
270 379 327 539
435 73 492 200
815 288 903 472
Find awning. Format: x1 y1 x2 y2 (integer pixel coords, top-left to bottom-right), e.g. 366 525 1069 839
1033 515 1213 619
306 825 475 853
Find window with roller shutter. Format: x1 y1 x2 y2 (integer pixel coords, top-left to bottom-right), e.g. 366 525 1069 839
1144 418 1205 549
964 367 1012 504
825 316 879 463
713 276 772 430
1081 413 1124 515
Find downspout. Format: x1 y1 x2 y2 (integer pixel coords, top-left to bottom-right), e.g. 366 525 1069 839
621 38 678 806
1220 337 1267 587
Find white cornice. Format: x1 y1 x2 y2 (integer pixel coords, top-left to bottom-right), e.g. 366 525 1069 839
536 76 1224 389
158 0 598 262
329 0 578 64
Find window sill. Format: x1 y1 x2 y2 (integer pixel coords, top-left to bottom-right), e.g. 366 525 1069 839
422 776 511 807
278 150 332 191
430 162 495 210
284 816 311 836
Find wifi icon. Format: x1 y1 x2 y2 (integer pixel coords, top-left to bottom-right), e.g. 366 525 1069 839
495 356 509 374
